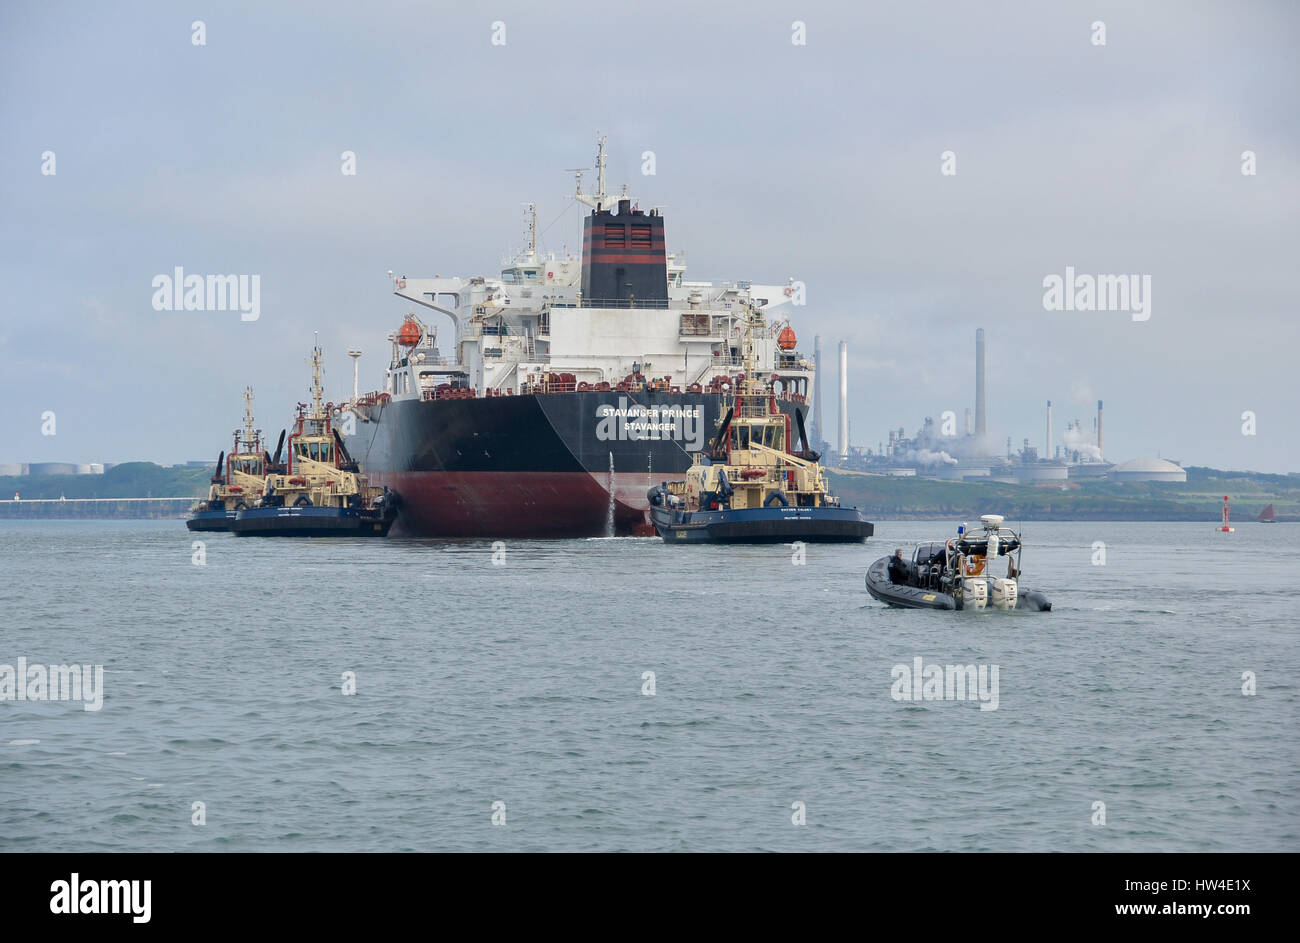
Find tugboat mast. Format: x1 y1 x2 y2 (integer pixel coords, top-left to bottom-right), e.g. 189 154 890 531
307 341 326 420
241 386 257 449
736 303 768 419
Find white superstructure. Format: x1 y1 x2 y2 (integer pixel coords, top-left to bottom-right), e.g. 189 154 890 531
373 139 815 407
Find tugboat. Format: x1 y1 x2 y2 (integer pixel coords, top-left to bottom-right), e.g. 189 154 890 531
186 388 283 532
646 304 873 543
232 344 397 538
865 515 1051 611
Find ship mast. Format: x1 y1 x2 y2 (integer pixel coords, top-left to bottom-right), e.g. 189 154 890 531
241 386 256 449
573 135 612 211
307 341 326 422
737 303 768 419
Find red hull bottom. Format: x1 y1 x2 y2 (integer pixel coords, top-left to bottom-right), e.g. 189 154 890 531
375 470 653 538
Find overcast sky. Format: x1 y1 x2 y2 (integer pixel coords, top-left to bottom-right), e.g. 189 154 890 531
2 0 1297 471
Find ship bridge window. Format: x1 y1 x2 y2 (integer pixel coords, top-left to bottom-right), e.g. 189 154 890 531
732 427 751 450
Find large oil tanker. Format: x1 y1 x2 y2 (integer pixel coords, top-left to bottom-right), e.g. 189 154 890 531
342 139 816 538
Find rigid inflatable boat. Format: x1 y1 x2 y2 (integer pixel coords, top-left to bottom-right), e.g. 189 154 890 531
866 515 1051 612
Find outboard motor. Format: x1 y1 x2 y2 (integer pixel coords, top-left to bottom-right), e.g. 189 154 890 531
965 579 988 610
991 578 1018 610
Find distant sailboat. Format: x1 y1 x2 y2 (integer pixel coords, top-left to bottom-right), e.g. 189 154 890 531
1258 504 1277 523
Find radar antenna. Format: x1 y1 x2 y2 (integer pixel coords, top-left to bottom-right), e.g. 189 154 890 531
571 134 615 211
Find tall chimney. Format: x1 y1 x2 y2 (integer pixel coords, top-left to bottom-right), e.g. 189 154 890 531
975 328 987 441
1046 399 1053 462
1097 399 1104 458
812 335 823 446
964 408 972 437
838 340 848 460
348 348 363 401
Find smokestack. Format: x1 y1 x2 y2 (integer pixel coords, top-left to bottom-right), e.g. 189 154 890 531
348 348 363 401
838 340 848 459
964 408 972 437
812 336 823 446
1046 400 1053 462
975 328 986 441
1097 399 1104 458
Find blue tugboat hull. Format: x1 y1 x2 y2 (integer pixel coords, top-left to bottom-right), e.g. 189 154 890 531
186 508 237 532
231 505 396 537
649 503 873 543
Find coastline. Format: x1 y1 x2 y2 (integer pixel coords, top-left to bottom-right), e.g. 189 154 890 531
1 463 1294 523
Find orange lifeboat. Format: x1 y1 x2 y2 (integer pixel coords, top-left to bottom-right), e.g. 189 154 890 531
397 317 422 347
777 326 797 351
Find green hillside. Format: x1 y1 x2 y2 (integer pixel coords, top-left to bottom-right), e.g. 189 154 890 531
2 463 210 501
827 468 1298 521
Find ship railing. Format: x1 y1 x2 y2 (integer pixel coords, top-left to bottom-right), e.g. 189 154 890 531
363 381 806 404
577 298 671 309
397 355 459 368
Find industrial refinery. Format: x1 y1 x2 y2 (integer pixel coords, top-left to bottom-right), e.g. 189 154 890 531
811 328 1185 485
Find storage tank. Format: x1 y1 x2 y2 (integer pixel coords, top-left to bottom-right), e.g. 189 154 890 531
1110 457 1186 482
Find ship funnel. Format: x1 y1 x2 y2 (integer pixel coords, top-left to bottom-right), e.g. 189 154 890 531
577 141 666 305
580 202 667 304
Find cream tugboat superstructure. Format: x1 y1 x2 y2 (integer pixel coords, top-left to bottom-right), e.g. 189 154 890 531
187 387 282 532
865 515 1052 611
231 345 397 538
646 303 873 543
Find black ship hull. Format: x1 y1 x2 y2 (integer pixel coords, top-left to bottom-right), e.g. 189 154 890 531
343 391 809 538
